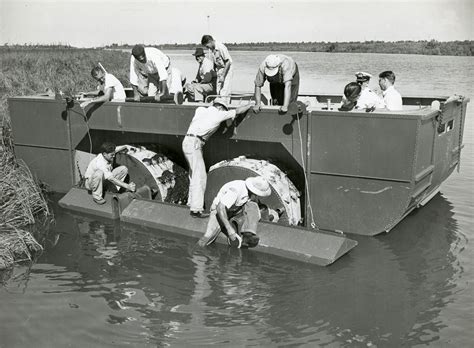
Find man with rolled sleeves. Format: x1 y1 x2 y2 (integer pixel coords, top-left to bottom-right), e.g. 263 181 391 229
84 142 136 205
201 35 233 98
182 99 254 218
253 54 300 114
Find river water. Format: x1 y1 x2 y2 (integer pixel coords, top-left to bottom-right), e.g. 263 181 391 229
1 51 473 347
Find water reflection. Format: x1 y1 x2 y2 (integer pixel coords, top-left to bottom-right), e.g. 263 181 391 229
0 192 461 346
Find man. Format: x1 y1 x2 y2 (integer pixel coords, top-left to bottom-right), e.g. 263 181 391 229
354 71 385 110
182 98 254 218
185 47 216 102
166 58 186 102
197 176 272 248
84 142 136 204
80 66 126 109
253 54 300 114
201 35 233 98
129 44 182 103
379 71 403 111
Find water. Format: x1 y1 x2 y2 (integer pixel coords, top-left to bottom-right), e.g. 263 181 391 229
1 52 473 347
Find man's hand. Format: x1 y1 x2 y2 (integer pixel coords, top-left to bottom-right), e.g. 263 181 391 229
133 94 140 102
197 237 207 248
279 105 288 114
154 94 162 102
252 103 262 114
127 182 136 192
80 100 91 109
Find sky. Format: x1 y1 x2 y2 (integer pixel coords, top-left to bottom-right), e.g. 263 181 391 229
0 0 473 47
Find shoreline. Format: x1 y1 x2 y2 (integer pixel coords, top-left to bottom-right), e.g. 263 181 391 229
2 40 473 57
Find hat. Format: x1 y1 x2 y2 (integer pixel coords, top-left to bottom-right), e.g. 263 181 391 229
192 47 205 57
131 44 145 58
355 71 372 83
264 55 282 77
213 98 229 111
245 176 271 197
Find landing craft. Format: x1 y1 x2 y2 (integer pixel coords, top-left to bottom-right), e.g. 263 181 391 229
7 91 469 265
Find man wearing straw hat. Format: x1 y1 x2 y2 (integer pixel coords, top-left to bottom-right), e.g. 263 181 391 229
182 98 254 218
253 54 300 114
197 176 272 248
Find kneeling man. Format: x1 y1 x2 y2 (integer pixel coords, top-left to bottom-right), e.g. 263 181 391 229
197 176 271 248
85 142 136 204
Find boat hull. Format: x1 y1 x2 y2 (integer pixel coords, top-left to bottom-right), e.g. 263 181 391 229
8 94 469 235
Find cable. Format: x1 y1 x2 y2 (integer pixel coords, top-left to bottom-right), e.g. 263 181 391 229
295 110 318 229
69 107 93 154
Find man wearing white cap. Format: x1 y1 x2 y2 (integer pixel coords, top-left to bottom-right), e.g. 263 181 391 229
197 176 272 248
253 54 300 114
130 44 182 103
354 71 385 110
183 99 255 218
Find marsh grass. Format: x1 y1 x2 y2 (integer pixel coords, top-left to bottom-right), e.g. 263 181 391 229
1 47 130 270
0 147 52 269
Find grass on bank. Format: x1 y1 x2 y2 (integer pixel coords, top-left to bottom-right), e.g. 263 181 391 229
0 48 132 270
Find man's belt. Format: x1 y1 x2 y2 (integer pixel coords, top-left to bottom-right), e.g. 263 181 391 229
186 134 206 143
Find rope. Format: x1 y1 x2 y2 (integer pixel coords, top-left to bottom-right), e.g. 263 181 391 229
75 108 93 154
295 111 318 229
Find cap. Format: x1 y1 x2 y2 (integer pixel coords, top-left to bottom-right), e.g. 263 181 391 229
192 47 205 57
355 71 372 83
245 176 271 197
264 55 282 77
213 98 229 111
131 44 145 58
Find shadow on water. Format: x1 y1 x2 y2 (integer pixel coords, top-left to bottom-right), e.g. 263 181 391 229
0 193 460 347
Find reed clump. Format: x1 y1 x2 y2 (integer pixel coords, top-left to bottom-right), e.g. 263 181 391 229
0 127 51 270
0 47 130 270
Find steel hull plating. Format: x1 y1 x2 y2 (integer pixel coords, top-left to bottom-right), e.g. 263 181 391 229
8 94 469 236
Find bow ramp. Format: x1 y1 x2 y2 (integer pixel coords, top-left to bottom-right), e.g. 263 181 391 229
59 187 357 266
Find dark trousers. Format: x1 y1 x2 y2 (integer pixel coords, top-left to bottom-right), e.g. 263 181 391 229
269 65 300 105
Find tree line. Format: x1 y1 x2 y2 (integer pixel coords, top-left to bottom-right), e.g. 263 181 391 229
107 40 474 56
1 40 473 56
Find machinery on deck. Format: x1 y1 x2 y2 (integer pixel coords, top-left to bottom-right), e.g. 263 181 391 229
7 91 469 265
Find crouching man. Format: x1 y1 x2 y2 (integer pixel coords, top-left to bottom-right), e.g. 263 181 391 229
84 142 136 205
197 176 271 248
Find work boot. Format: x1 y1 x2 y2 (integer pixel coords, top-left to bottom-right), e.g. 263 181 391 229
93 197 106 205
174 91 184 105
190 211 210 218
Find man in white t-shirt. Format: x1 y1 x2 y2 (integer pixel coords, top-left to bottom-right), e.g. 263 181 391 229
84 142 136 204
80 66 126 109
354 71 385 110
182 99 254 218
201 35 233 99
130 44 181 103
197 176 272 248
379 70 403 111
